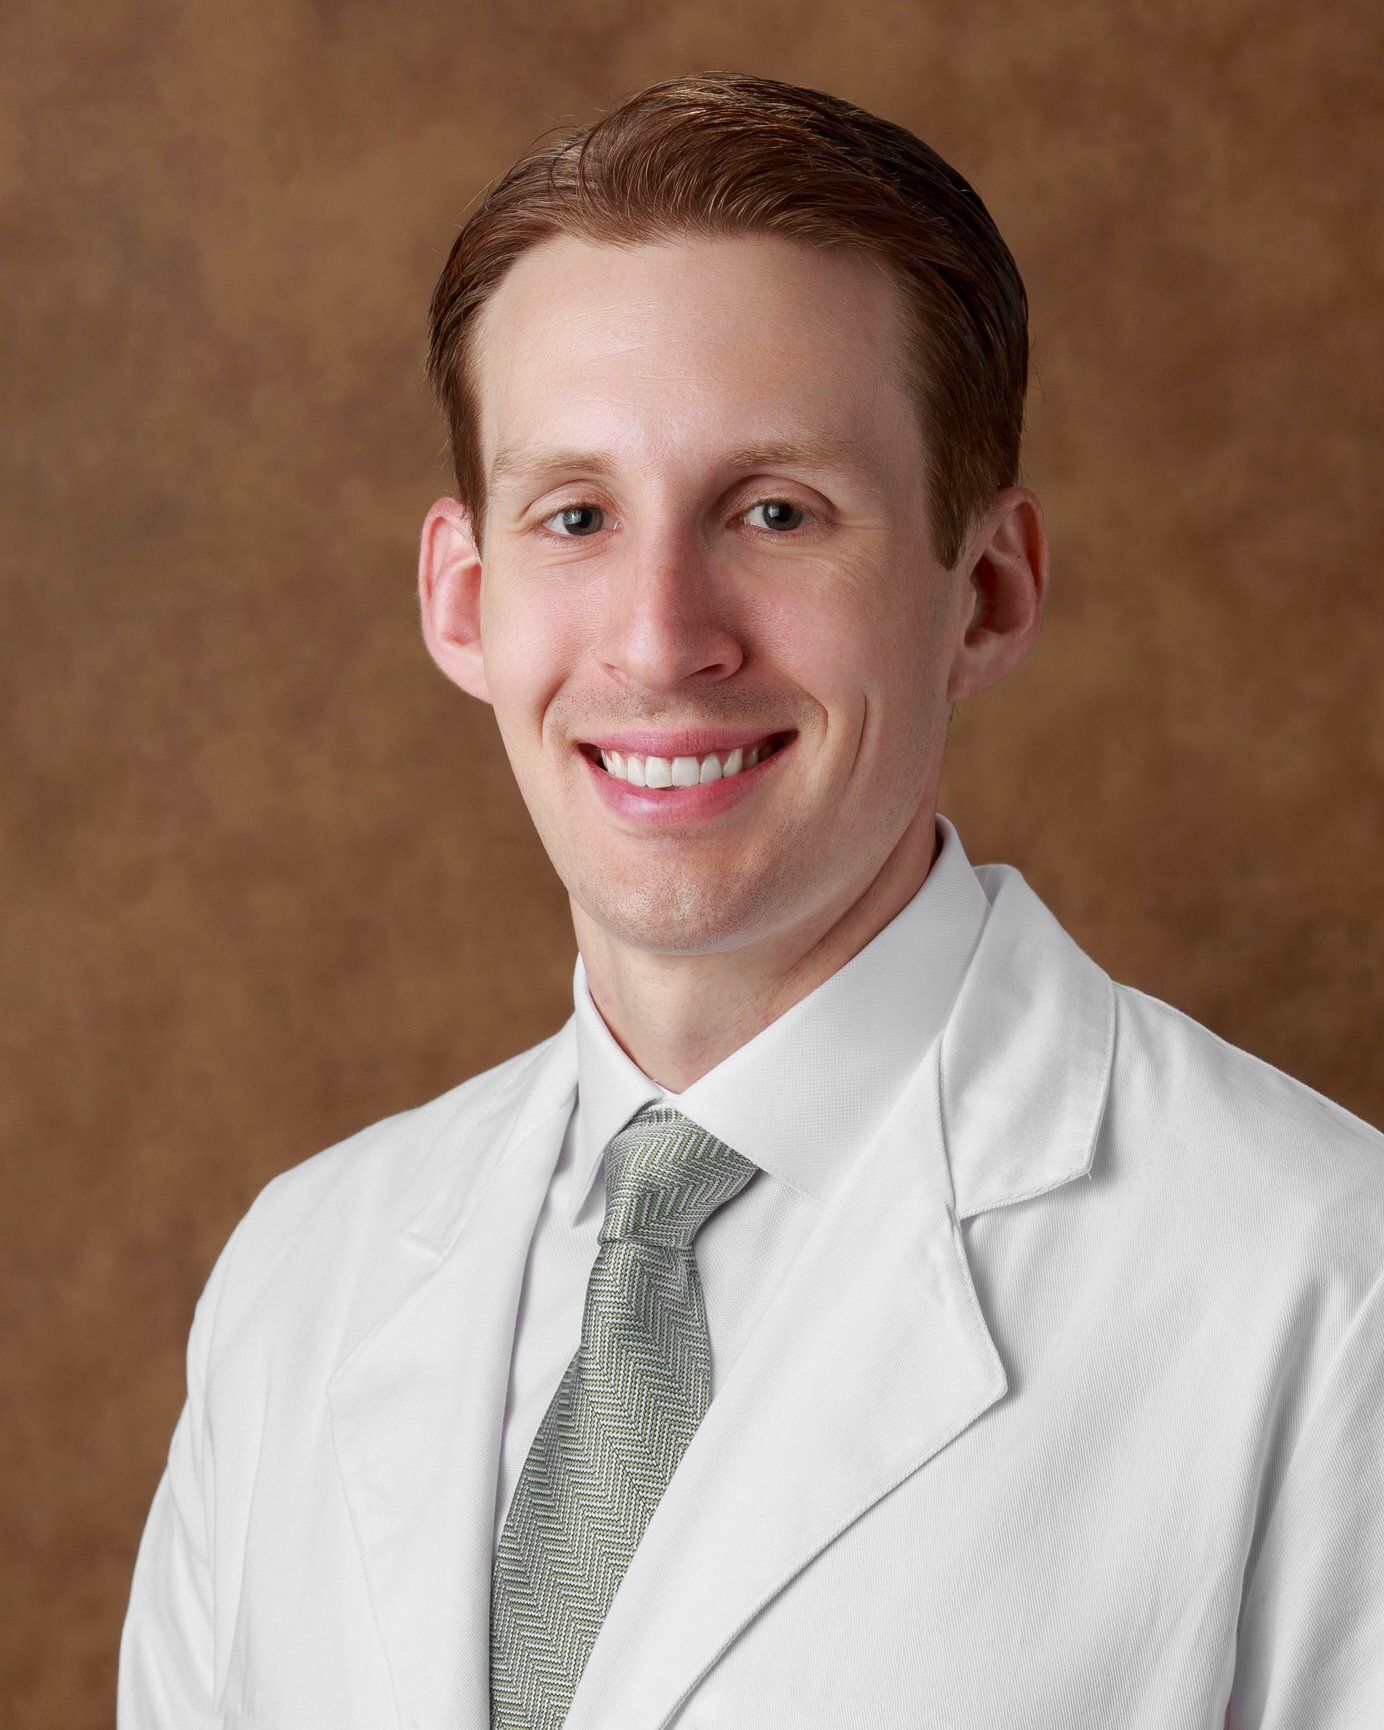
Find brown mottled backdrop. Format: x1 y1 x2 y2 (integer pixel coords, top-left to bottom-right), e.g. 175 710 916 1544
3 0 1381 1721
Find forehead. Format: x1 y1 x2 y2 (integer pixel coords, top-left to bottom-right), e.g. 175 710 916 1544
469 231 920 483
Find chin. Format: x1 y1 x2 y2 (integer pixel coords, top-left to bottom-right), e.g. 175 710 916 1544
578 875 768 955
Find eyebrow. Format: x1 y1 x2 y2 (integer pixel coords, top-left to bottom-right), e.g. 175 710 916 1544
488 433 885 498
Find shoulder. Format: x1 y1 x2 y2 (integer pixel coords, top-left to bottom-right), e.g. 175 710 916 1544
1111 978 1384 1175
192 1031 560 1336
246 1033 552 1235
1107 978 1384 1288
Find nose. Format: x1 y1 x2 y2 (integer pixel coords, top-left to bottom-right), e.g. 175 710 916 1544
595 531 744 694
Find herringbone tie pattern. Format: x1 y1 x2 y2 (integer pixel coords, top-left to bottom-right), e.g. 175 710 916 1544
490 1103 757 1729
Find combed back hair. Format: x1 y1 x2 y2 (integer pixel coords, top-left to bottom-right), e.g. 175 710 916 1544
425 71 1030 571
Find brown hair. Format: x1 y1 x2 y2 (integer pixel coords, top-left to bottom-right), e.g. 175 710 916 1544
425 71 1029 572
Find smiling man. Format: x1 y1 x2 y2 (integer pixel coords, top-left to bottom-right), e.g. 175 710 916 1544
423 224 1027 1091
119 72 1384 1730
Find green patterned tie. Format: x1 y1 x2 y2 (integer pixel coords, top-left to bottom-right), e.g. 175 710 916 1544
490 1102 758 1729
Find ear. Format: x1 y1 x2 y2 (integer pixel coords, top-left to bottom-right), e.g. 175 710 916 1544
417 495 491 704
946 485 1049 704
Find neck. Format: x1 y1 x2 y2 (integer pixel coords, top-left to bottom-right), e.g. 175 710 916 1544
573 801 942 1093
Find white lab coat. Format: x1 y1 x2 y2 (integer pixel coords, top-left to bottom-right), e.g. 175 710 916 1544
118 860 1384 1728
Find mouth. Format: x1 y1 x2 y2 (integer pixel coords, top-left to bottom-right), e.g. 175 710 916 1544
577 730 797 780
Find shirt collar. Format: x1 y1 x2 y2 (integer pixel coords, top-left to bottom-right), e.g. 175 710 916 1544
563 811 991 1225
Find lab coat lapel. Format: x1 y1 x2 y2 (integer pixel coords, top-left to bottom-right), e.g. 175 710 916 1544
562 1030 1007 1730
562 862 1116 1730
326 1025 580 1730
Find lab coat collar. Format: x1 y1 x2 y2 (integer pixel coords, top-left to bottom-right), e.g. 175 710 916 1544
400 854 1115 1249
563 810 993 1220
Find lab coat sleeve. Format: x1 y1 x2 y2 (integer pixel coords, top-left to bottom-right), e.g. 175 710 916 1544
116 1235 229 1729
1228 1260 1384 1727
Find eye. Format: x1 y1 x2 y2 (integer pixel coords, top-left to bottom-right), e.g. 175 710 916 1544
535 494 817 543
744 498 811 534
539 502 606 539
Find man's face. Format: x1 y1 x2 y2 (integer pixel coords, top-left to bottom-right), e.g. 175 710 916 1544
440 231 976 959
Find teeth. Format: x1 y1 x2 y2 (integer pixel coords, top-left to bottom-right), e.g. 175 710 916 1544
596 738 779 787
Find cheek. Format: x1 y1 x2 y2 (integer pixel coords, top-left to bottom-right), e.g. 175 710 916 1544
865 574 954 695
820 585 953 776
763 582 911 726
755 581 867 707
481 587 578 729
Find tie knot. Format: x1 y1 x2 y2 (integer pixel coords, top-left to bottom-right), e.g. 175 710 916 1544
599 1104 757 1250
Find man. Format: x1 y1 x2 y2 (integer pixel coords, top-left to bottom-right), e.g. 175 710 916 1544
119 72 1383 1729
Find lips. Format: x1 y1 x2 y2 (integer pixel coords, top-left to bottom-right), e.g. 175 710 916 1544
578 726 796 822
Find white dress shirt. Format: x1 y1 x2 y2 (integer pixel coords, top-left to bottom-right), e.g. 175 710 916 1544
493 811 992 1548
